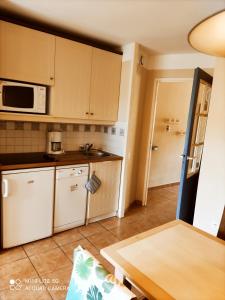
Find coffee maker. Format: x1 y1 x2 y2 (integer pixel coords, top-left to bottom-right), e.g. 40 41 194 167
47 131 64 154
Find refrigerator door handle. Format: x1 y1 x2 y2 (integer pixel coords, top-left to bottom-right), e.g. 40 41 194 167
2 179 9 198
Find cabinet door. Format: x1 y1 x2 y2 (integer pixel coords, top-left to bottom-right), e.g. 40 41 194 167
2 168 54 248
0 21 55 85
89 49 122 121
50 37 92 118
87 160 121 220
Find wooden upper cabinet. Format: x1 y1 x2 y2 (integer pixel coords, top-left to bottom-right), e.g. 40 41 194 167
89 49 122 121
0 21 122 122
0 21 55 85
50 37 92 118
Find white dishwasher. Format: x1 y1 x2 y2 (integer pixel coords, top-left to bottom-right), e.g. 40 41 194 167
54 164 88 233
1 167 55 248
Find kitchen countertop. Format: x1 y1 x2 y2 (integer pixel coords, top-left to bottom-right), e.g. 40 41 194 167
0 151 123 171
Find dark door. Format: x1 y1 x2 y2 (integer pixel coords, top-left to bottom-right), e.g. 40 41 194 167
176 68 213 224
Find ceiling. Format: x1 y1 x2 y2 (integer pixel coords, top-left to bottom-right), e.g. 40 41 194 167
0 0 224 54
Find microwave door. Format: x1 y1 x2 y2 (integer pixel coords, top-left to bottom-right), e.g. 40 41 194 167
1 85 35 113
0 81 46 114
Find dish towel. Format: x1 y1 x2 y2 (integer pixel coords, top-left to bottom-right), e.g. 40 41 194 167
85 172 101 194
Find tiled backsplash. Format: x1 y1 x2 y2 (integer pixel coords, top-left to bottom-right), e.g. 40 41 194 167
0 121 126 155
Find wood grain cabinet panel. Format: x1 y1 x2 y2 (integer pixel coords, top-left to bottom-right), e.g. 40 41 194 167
0 21 122 123
87 160 122 221
50 37 92 119
0 21 55 85
89 48 122 121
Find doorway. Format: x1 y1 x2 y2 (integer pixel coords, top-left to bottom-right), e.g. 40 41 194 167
139 68 213 226
148 79 193 188
145 78 193 216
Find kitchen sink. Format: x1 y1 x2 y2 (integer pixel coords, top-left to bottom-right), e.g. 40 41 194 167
82 150 110 157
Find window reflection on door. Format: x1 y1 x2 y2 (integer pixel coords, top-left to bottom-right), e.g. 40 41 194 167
187 81 212 177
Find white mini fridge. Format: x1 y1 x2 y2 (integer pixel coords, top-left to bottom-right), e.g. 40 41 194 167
1 167 55 248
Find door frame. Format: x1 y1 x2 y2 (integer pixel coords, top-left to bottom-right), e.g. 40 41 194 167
176 68 213 223
142 77 193 206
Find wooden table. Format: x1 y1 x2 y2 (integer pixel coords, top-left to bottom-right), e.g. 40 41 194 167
101 220 225 300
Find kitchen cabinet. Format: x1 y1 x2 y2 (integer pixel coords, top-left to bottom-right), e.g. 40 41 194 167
51 42 121 122
0 20 122 123
50 37 92 118
2 167 54 248
0 21 55 85
87 160 122 222
89 48 122 121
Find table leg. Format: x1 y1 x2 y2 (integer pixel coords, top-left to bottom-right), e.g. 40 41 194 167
114 267 132 290
114 267 124 282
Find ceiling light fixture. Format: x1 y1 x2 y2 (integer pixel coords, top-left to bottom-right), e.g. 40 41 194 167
188 10 225 57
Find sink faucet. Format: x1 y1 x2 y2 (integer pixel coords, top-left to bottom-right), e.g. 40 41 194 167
80 143 93 153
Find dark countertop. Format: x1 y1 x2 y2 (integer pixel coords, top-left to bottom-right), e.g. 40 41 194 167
0 151 123 171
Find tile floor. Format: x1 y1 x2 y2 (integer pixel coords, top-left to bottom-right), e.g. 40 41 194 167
0 185 178 300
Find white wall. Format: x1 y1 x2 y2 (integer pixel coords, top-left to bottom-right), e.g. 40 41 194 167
194 58 225 236
115 43 137 216
147 53 215 70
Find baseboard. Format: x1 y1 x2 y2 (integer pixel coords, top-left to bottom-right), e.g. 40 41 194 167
124 199 143 214
87 211 117 224
133 199 142 206
149 182 180 190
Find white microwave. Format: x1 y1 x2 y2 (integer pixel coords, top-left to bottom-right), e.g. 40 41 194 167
0 80 47 114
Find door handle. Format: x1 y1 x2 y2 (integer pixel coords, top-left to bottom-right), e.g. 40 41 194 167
187 156 196 160
152 145 159 151
180 154 196 160
2 179 9 198
70 184 78 192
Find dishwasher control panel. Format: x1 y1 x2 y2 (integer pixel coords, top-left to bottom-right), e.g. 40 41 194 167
56 165 89 179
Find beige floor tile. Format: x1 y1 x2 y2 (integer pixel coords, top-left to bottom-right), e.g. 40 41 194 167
99 217 122 230
60 238 99 261
0 258 38 291
41 266 72 300
78 222 107 237
0 247 27 267
23 237 58 257
29 248 72 276
109 222 144 240
87 230 119 250
53 228 83 246
121 213 146 225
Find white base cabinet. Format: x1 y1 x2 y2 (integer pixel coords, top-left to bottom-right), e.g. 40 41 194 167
1 160 122 248
2 167 54 248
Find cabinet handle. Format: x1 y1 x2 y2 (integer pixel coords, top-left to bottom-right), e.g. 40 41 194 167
70 184 78 192
50 77 54 80
2 179 9 198
86 112 89 115
90 113 94 115
27 180 34 184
